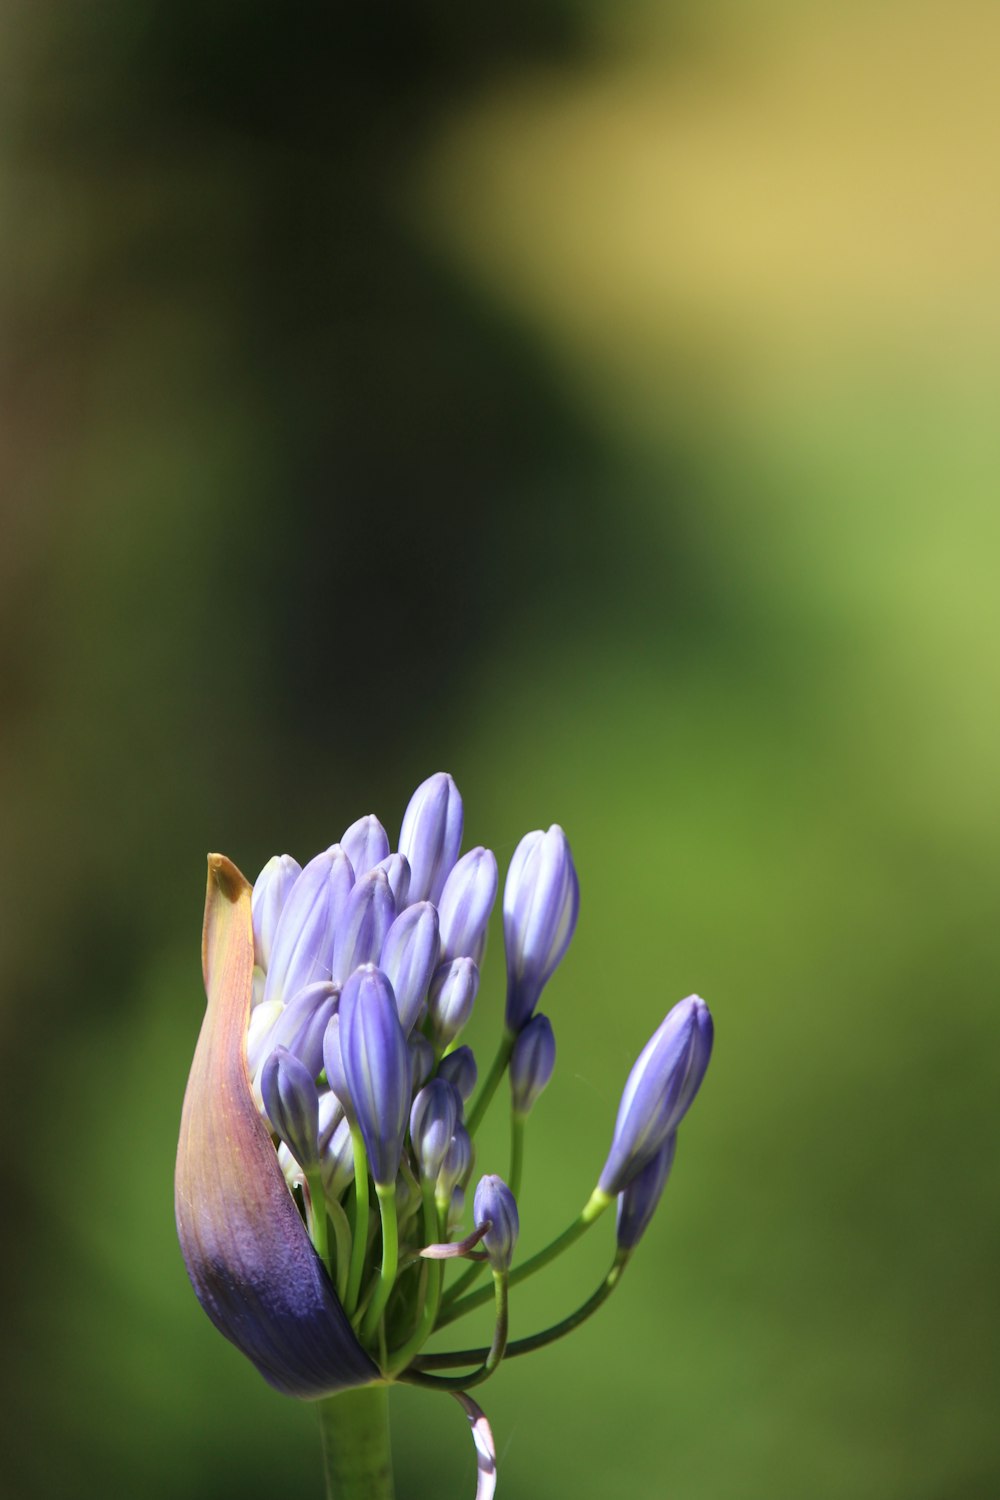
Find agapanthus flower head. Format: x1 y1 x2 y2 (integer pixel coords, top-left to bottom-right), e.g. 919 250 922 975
176 776 715 1500
598 994 713 1196
503 825 579 1032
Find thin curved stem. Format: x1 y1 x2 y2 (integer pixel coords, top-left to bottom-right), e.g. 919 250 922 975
415 1249 631 1370
345 1127 371 1316
362 1184 399 1342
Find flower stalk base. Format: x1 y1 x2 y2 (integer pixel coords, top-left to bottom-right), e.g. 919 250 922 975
316 1385 394 1500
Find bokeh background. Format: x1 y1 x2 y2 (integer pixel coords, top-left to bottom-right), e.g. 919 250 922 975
1 2 997 1497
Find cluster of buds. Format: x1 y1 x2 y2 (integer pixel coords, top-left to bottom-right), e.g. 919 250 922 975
176 774 713 1496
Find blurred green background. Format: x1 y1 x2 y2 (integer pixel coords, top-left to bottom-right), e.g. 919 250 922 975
1 1 997 1497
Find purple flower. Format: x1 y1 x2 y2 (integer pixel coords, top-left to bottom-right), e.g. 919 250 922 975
438 846 498 965
398 772 463 905
267 982 340 1079
473 1175 520 1272
340 814 390 878
437 1044 477 1101
263 846 355 1006
509 1013 556 1117
379 901 440 1034
331 868 395 984
503 826 579 1032
375 852 411 910
337 964 412 1188
616 1133 677 1250
261 1046 321 1172
175 857 377 1397
598 995 713 1196
427 957 480 1050
410 1079 461 1181
251 854 302 970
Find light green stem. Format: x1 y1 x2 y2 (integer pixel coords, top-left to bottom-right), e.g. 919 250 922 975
509 1111 526 1200
465 1029 515 1136
306 1171 329 1266
316 1385 394 1500
386 1188 443 1375
416 1249 631 1369
438 1185 612 1327
326 1197 353 1306
362 1184 399 1342
346 1128 371 1316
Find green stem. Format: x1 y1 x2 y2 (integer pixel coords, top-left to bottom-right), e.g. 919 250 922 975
465 1029 515 1137
438 1185 612 1327
326 1197 353 1307
306 1172 329 1267
508 1111 526 1200
416 1250 631 1370
386 1188 443 1375
362 1184 399 1342
316 1385 394 1500
346 1128 371 1316
400 1270 509 1391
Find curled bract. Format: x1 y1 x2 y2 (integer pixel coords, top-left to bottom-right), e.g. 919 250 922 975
174 854 378 1398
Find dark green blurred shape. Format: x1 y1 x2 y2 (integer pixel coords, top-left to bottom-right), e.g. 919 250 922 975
1 4 997 1499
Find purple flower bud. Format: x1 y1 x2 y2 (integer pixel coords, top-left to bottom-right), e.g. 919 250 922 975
616 1133 677 1250
176 856 377 1399
509 1013 556 1117
598 995 713 1196
331 869 395 984
503 826 579 1032
437 1044 477 1102
436 1125 473 1202
438 846 498 965
379 901 440 1034
338 965 412 1187
340 814 391 878
263 846 355 1006
320 1107 355 1199
251 854 302 970
473 1175 519 1272
409 1032 436 1091
410 1079 461 1180
317 1088 345 1152
398 772 463 906
428 958 479 1049
261 1047 320 1172
269 982 340 1079
247 999 283 1077
375 852 411 910
322 1013 354 1121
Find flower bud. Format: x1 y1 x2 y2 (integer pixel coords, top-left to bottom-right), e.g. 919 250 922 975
261 1046 320 1172
320 1110 355 1199
503 825 579 1032
437 1044 477 1102
438 846 498 965
410 1078 461 1181
436 1125 473 1202
427 958 479 1050
379 901 440 1034
268 982 340 1079
263 845 355 1006
321 1013 353 1121
375 852 411 910
598 995 713 1196
616 1133 677 1250
340 814 390 878
473 1175 520 1272
398 772 463 905
509 1013 556 1117
331 868 395 984
409 1032 435 1091
251 854 302 970
338 965 411 1188
247 998 284 1076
